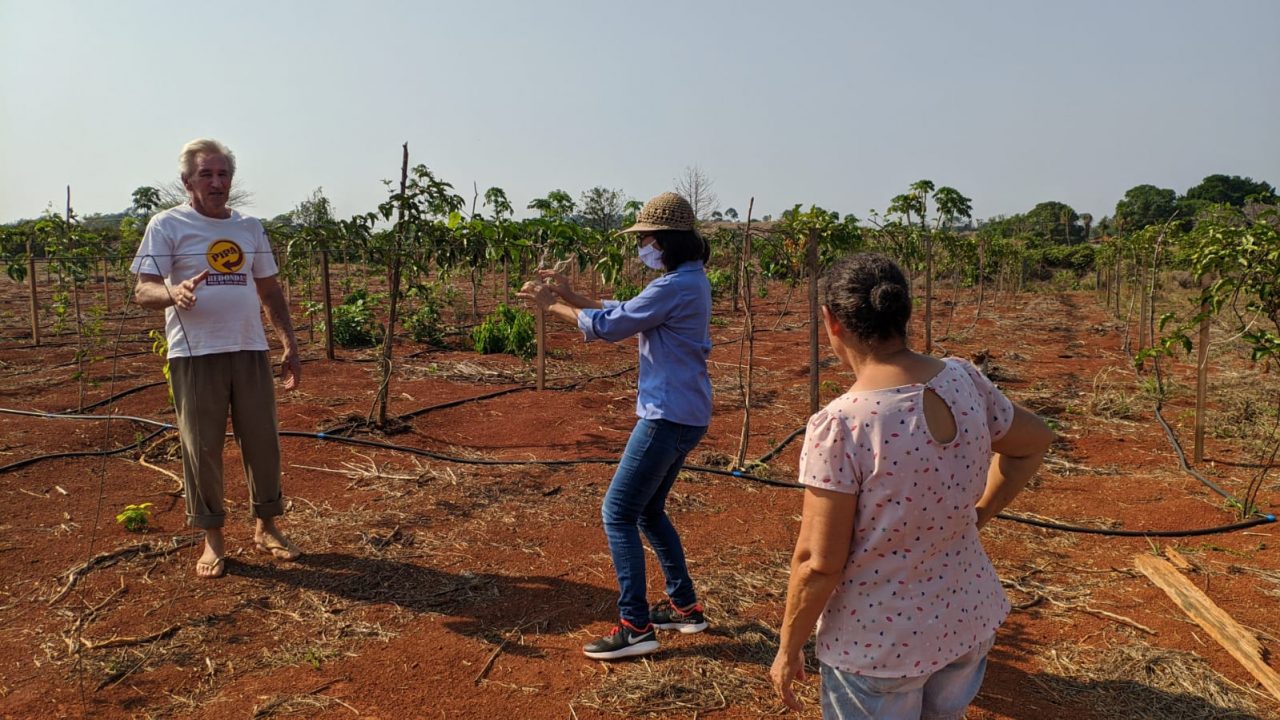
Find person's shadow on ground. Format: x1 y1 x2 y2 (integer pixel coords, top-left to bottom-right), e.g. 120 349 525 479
234 551 618 657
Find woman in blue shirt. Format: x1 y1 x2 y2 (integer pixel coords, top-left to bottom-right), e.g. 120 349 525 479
518 192 713 660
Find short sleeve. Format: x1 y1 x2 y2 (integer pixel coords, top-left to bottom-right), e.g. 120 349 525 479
797 408 861 495
959 360 1014 441
253 220 279 278
131 215 172 278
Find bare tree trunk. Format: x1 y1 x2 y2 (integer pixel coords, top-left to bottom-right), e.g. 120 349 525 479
733 198 756 469
374 143 408 429
68 187 86 410
771 282 797 331
923 233 934 353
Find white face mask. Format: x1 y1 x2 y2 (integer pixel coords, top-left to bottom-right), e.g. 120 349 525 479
638 243 665 270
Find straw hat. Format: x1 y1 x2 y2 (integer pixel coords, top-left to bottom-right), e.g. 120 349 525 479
619 192 695 234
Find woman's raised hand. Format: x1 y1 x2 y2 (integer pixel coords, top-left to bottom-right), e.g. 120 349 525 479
516 280 555 308
537 269 573 298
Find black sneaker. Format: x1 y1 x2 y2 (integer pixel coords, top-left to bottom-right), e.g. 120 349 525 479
582 619 659 660
650 599 708 634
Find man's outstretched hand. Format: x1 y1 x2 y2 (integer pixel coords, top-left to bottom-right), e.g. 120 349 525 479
173 270 210 310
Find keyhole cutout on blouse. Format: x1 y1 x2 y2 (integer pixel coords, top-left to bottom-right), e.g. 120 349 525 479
923 388 958 445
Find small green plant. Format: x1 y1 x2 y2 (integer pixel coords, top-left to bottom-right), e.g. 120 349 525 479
148 329 173 405
706 268 733 297
115 502 154 532
612 281 642 302
472 303 536 360
404 284 446 346
325 290 382 348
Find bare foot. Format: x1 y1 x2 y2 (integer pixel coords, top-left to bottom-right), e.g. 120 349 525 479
254 520 301 561
196 530 225 579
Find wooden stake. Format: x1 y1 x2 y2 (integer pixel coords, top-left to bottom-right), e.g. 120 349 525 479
535 307 545 391
321 249 335 360
1194 274 1212 462
1134 554 1280 703
27 236 39 346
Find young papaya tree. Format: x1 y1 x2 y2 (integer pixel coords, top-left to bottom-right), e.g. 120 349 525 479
369 148 464 429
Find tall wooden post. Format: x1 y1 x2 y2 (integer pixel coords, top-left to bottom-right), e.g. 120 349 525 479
535 308 546 391
807 226 820 416
102 258 111 314
1193 275 1212 462
320 248 335 360
27 238 39 346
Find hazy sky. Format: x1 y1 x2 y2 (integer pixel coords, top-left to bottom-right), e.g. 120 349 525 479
3 0 1277 225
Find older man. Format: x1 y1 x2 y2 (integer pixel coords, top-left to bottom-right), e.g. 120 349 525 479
132 138 302 579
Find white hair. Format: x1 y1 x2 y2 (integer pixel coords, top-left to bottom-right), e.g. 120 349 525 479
179 138 236 180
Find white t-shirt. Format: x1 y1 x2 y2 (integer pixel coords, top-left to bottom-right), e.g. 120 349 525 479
130 204 279 358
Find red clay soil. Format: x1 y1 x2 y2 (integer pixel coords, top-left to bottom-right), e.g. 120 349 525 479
0 276 1277 719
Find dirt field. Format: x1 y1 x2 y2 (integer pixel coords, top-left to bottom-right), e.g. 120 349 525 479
0 274 1277 719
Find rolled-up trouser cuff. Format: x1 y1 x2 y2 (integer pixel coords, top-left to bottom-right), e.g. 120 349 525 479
189 512 226 530
252 496 285 520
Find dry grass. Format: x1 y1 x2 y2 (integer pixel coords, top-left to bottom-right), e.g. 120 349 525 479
575 546 803 716
1085 367 1147 421
1037 640 1263 719
576 654 774 716
696 548 789 617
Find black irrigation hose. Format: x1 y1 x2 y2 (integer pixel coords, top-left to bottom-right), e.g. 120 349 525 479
994 511 1275 538
319 364 638 435
1150 359 1236 502
0 426 170 474
756 426 806 465
3 408 1275 537
286 428 811 489
73 381 166 413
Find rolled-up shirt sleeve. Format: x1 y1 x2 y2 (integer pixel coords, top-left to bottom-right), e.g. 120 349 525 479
577 280 679 342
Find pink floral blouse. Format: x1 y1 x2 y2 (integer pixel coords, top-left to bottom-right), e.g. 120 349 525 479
798 358 1015 678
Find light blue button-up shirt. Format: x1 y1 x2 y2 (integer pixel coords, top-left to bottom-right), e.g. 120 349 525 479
577 261 713 427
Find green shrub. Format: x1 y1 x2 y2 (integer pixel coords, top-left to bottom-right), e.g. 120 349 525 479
706 268 733 296
326 290 382 348
612 281 642 301
472 303 536 360
404 285 446 346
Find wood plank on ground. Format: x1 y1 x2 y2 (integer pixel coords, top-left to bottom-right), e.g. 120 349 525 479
1134 553 1280 704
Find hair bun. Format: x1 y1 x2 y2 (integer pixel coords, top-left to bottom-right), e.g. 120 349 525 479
870 282 907 312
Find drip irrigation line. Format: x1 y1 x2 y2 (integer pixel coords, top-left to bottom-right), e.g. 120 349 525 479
318 364 638 436
1 406 1272 536
272 430 1280 533
279 429 812 489
0 426 169 474
72 381 166 413
756 426 806 464
995 511 1275 537
1148 351 1237 501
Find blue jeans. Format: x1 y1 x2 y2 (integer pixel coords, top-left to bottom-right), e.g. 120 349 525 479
602 418 707 627
820 633 997 720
